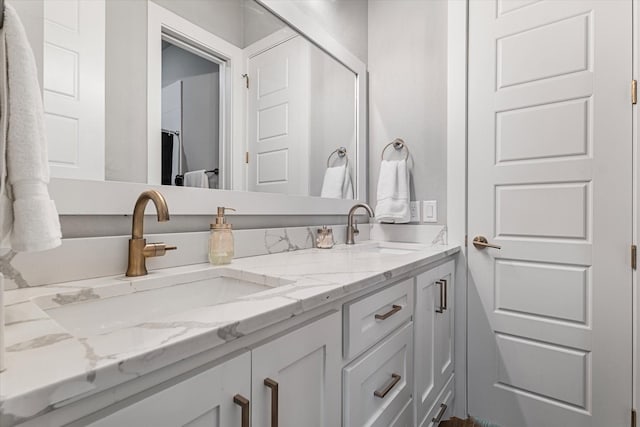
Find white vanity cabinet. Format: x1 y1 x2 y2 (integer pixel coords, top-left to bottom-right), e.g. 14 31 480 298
414 260 455 427
84 351 251 427
251 311 342 427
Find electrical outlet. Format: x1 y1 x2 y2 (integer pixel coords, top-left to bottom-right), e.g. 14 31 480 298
410 201 421 222
423 200 437 223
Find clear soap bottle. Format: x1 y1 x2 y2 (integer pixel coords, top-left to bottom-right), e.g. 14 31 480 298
209 207 235 265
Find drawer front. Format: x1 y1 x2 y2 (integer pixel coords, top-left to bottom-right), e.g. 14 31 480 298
420 374 455 427
389 399 413 427
343 322 413 427
344 278 413 359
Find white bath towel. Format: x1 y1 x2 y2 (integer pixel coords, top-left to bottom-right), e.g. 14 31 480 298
184 170 209 188
375 159 410 223
321 164 354 199
0 5 61 252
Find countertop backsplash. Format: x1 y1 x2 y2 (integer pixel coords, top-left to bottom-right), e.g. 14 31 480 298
0 224 368 291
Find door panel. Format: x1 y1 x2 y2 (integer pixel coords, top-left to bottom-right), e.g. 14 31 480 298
467 1 632 426
247 35 310 195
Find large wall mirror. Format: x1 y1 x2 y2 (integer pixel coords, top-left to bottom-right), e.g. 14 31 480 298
17 0 366 206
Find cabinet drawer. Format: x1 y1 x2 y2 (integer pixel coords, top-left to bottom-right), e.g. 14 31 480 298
343 322 413 427
420 374 455 427
344 278 413 359
83 352 251 427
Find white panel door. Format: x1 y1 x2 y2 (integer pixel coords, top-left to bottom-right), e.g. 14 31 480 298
43 0 105 180
251 312 341 427
86 351 251 427
247 35 309 195
467 1 632 427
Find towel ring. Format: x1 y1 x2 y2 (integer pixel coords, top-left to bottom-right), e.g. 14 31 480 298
381 138 409 161
327 147 349 167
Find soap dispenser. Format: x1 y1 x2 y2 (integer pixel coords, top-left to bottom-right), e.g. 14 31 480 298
209 207 235 265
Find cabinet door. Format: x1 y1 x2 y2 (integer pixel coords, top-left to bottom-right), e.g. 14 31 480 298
86 352 251 427
434 262 454 390
414 260 455 426
252 311 341 427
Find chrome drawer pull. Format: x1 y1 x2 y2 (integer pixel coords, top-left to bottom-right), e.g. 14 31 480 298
375 304 402 320
373 373 401 398
435 281 445 314
441 279 448 310
432 403 448 423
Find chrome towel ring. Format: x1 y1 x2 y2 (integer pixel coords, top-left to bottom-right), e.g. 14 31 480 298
381 138 409 161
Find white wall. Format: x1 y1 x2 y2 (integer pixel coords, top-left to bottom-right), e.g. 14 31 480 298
368 0 448 223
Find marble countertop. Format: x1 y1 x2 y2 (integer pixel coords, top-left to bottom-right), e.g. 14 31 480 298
0 240 459 425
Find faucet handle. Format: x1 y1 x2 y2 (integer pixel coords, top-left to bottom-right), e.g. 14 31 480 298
352 220 360 236
143 242 178 257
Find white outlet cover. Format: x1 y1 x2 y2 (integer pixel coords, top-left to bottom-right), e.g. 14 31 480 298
410 201 420 222
423 201 437 223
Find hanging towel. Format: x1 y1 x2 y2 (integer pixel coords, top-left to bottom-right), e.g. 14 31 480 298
0 5 61 252
375 159 410 223
321 164 346 198
184 170 209 188
321 161 354 199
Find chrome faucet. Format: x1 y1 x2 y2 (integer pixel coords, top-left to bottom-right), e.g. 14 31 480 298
126 190 177 277
346 203 374 245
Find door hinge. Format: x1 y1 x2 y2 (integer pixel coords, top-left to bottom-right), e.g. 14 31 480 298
632 408 636 427
632 80 637 105
464 235 468 247
242 73 249 89
632 245 637 270
245 151 249 164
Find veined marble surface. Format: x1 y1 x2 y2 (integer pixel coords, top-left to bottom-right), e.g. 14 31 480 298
0 240 459 425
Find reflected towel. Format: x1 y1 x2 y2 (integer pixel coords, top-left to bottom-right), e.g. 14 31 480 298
321 165 346 198
321 163 353 199
0 5 61 252
184 170 209 188
375 159 410 223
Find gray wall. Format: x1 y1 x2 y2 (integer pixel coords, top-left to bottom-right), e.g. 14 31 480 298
291 0 368 64
368 0 448 223
309 45 356 198
162 45 220 176
105 0 149 183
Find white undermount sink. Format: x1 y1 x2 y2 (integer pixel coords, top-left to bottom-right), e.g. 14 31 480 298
355 242 426 256
34 269 285 338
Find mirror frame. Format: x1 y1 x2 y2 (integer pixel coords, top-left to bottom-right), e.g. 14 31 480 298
49 0 368 216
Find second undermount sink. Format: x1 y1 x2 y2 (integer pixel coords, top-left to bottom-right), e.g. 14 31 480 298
35 269 284 338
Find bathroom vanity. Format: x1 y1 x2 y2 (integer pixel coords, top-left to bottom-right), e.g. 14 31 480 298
0 241 458 427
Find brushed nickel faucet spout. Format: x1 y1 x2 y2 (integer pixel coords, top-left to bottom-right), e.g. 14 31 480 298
346 203 374 245
126 190 177 277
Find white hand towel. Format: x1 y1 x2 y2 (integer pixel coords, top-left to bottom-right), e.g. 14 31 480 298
342 164 354 199
184 170 209 188
375 159 410 223
0 5 61 252
321 164 346 199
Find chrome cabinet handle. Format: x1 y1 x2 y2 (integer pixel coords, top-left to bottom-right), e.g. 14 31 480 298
264 378 279 427
436 281 445 314
432 403 448 423
473 236 501 250
441 279 448 310
373 373 401 398
375 304 402 320
233 394 250 427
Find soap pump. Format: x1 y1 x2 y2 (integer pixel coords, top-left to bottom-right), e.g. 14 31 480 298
209 207 236 265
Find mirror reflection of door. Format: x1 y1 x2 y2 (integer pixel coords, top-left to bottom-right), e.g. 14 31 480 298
161 39 222 189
